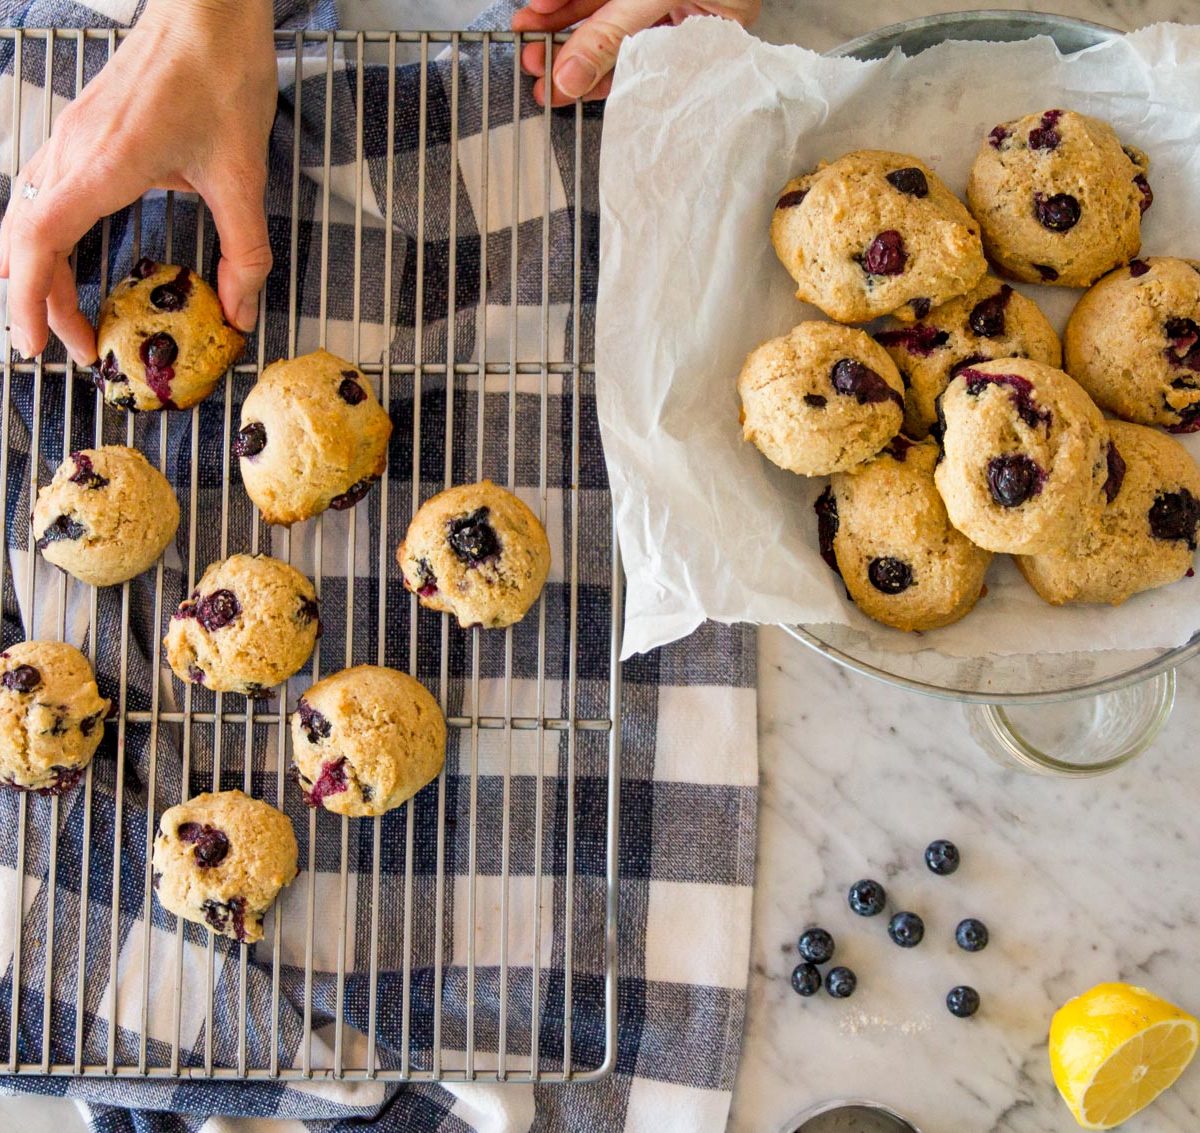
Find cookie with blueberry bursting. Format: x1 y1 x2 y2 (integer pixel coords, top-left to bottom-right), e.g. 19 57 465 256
0 641 110 794
236 349 393 526
1017 420 1200 605
1064 257 1200 432
738 321 905 476
770 150 987 324
933 357 1109 555
967 109 1150 288
93 258 244 411
820 438 993 631
290 665 446 818
875 275 1062 439
397 480 551 629
152 789 298 944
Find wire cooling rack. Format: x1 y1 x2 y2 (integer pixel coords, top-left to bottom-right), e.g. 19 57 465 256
0 27 619 1083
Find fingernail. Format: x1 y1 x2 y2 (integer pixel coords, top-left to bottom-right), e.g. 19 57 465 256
554 56 598 99
234 298 259 332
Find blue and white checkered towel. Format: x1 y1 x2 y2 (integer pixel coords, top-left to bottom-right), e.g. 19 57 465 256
0 1 758 1129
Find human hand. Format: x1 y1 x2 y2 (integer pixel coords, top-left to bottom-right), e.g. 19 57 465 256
0 0 277 364
512 0 760 107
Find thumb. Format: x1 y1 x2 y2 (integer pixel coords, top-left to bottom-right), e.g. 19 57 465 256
550 0 669 99
198 166 272 332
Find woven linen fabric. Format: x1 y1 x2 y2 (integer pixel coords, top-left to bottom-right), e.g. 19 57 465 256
0 1 758 1130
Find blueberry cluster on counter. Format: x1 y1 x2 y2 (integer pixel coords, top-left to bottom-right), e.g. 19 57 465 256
789 840 987 1017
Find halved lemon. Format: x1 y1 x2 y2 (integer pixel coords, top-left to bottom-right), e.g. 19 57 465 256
1049 981 1199 1129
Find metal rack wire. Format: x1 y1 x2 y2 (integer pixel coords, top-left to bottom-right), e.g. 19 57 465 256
0 27 619 1083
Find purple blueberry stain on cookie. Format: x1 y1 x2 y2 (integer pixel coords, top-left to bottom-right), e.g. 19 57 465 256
883 434 916 462
1103 442 1126 505
68 452 109 490
986 454 1046 508
130 257 158 281
79 710 103 737
1148 489 1200 549
1027 109 1063 151
1034 264 1060 282
885 167 929 198
138 331 178 408
338 371 367 405
177 821 231 868
988 124 1010 149
814 487 840 576
960 368 1052 430
861 230 908 276
297 698 331 744
149 265 193 312
448 507 501 566
413 558 439 597
329 477 377 511
94 349 124 393
1129 259 1151 278
874 325 950 357
1033 192 1081 233
776 188 809 210
803 394 827 408
949 353 990 380
303 757 349 808
2 665 41 693
1134 174 1153 214
13 765 88 797
186 663 206 685
297 596 321 635
202 896 248 942
868 556 914 594
195 589 241 631
909 298 931 320
233 421 267 459
968 286 1013 339
36 514 86 550
830 359 903 408
1167 404 1200 434
1164 318 1200 371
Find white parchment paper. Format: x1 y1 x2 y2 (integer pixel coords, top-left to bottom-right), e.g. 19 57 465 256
595 18 1200 659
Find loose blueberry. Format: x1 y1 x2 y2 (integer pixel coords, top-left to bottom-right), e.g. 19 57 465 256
803 393 827 408
814 487 840 576
1148 489 1200 550
848 879 886 917
1033 192 1081 233
233 421 267 459
830 359 903 408
329 477 376 511
946 985 981 1018
956 918 989 952
1134 174 1153 214
886 167 928 198
874 325 950 358
1103 442 1126 505
968 286 1013 339
987 454 1045 508
925 839 960 875
798 927 835 965
791 962 822 997
888 911 925 948
338 374 367 405
2 665 41 693
177 821 231 868
36 514 86 550
825 966 857 999
1129 259 1151 278
868 557 913 595
862 230 908 276
448 507 501 565
68 452 109 490
297 698 332 743
776 188 809 210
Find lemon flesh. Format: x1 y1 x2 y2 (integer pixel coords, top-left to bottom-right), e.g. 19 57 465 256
1050 982 1199 1130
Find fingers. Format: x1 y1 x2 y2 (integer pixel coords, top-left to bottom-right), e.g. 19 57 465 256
512 0 612 32
197 166 272 332
534 69 614 108
46 256 96 366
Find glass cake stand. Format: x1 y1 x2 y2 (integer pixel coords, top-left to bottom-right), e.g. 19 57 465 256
783 12 1199 773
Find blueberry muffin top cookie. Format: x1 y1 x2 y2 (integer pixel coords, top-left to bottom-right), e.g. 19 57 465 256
152 789 298 944
770 150 987 324
738 321 905 476
875 276 1062 438
1064 257 1200 433
94 258 244 411
933 357 1109 555
31 445 180 587
1016 421 1200 606
0 641 110 795
290 665 446 819
163 553 320 697
235 349 393 527
967 109 1150 288
397 480 551 629
821 438 993 632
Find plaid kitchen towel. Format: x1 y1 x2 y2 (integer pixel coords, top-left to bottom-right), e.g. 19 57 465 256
0 1 758 1130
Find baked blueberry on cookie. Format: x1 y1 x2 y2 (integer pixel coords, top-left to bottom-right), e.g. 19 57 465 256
164 553 320 697
0 641 110 794
934 357 1109 554
397 480 551 629
967 110 1150 288
290 665 446 818
821 438 992 631
236 349 393 526
770 150 986 323
1017 421 1200 605
875 276 1062 438
1064 257 1200 432
152 790 298 944
94 258 244 411
738 322 905 475
32 445 180 587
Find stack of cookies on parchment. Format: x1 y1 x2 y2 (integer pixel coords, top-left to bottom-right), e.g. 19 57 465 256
738 109 1200 633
